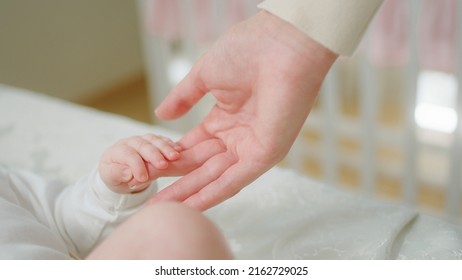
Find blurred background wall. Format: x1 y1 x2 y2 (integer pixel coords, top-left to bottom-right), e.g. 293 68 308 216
0 0 144 102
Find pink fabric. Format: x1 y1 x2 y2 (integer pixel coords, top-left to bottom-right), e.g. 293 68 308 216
368 0 457 73
144 0 457 73
194 0 255 42
419 0 457 73
145 0 182 41
369 0 408 67
194 0 214 42
228 0 248 28
144 0 260 43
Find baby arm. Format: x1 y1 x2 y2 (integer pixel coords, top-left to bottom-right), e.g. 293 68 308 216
50 134 227 258
98 133 182 194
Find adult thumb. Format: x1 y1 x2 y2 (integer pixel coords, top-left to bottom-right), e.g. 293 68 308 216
155 62 209 120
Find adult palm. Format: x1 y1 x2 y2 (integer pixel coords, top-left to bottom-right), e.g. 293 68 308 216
151 11 337 210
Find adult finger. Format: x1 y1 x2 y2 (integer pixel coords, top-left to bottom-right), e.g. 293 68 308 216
177 124 214 150
149 151 237 203
136 138 226 181
155 63 208 120
183 161 267 211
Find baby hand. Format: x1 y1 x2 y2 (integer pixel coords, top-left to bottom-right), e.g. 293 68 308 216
98 133 182 194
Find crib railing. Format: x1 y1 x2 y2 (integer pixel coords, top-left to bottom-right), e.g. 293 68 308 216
138 0 462 223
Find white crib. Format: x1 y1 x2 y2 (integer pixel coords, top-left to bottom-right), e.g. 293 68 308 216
137 0 462 224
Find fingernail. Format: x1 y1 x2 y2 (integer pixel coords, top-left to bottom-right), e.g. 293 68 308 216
122 169 132 181
129 184 140 190
157 160 168 168
129 183 149 193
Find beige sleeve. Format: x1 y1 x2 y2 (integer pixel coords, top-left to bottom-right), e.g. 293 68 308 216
258 0 384 56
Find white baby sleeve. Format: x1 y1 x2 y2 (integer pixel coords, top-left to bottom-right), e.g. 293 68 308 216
54 168 156 258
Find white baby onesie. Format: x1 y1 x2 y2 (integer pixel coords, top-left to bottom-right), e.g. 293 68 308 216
0 164 155 259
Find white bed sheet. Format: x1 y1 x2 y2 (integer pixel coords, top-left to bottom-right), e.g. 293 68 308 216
1 84 462 259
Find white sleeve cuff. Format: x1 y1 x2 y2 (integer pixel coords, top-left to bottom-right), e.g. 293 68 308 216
92 170 157 211
258 0 384 56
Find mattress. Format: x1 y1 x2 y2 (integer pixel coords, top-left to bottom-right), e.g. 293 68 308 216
1 84 461 259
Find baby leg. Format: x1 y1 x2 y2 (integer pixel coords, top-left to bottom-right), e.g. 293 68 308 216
86 202 232 259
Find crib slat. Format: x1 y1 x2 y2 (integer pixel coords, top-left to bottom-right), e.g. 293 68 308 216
321 64 339 186
139 0 194 132
137 0 171 124
287 136 305 173
359 33 378 195
402 0 420 206
212 0 227 38
146 39 171 120
447 1 462 220
179 0 198 62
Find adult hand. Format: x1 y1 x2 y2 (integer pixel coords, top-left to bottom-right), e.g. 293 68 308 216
99 134 225 194
150 11 338 210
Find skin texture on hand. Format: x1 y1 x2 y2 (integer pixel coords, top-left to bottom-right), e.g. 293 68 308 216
151 11 338 210
99 134 225 194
